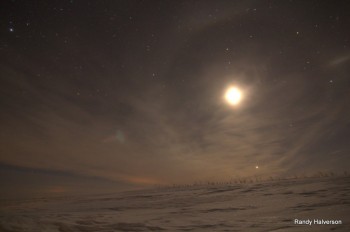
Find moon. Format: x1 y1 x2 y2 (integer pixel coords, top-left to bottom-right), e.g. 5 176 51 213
225 86 242 105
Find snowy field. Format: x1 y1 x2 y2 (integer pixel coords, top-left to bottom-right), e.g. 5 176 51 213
1 176 349 232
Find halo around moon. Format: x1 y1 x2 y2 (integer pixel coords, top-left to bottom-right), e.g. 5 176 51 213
225 86 242 105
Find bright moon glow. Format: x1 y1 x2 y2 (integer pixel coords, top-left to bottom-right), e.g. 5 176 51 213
256 165 259 169
225 87 242 105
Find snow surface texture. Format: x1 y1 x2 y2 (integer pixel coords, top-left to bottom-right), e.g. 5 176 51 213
1 176 349 231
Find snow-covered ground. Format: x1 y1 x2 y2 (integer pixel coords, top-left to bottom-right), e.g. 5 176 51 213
1 176 349 231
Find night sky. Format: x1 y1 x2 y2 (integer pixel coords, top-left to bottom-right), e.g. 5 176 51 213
1 0 350 197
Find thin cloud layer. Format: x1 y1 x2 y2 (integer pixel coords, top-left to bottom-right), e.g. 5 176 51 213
1 1 349 194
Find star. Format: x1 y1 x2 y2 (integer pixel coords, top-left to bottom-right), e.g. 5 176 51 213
9 28 14 32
